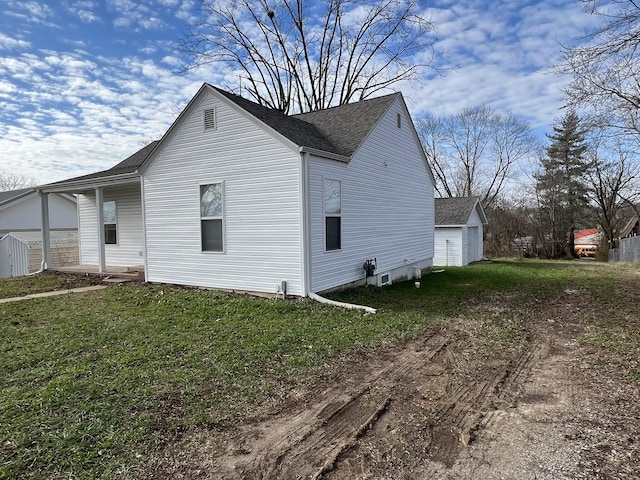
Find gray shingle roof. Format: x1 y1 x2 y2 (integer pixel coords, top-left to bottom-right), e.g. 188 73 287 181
435 197 484 226
214 86 399 158
293 93 400 157
41 84 399 190
42 141 159 188
0 188 33 205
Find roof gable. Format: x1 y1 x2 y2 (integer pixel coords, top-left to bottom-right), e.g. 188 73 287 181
435 197 487 226
293 93 400 157
40 83 405 190
212 86 399 159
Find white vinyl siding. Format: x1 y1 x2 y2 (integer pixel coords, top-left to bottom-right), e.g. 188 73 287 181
78 186 144 267
308 99 434 292
0 192 77 235
143 92 303 295
434 227 464 266
0 234 29 277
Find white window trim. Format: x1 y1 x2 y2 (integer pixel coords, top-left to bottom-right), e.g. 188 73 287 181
199 181 225 254
323 178 342 252
103 200 118 246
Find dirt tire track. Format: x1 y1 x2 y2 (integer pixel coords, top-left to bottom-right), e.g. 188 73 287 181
126 287 640 480
216 334 451 479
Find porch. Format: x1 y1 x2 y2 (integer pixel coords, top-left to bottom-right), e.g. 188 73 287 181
54 264 145 281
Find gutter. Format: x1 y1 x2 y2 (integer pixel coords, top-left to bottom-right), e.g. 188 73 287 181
298 149 377 315
39 172 141 194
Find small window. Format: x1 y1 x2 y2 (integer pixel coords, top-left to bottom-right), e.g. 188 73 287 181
103 201 117 245
324 179 341 251
200 183 224 252
204 108 216 130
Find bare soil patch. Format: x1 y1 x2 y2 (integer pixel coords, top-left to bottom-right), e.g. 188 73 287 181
127 288 640 479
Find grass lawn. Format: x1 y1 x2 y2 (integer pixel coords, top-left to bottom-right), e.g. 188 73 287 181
0 271 103 299
1 260 638 479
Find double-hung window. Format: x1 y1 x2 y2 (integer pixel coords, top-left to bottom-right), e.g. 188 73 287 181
103 201 117 245
324 179 341 251
200 183 224 252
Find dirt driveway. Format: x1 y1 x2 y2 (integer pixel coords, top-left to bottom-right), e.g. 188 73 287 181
130 287 640 479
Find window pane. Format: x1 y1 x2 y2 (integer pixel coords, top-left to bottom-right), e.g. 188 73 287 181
104 224 117 245
202 219 223 251
326 217 341 251
324 179 341 214
200 184 223 217
103 201 117 223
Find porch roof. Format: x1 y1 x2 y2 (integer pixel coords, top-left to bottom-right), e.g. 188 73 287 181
38 141 159 193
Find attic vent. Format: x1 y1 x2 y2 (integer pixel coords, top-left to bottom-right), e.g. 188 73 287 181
204 108 216 130
397 113 402 128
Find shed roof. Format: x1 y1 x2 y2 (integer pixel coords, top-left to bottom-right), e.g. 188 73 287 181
435 197 487 226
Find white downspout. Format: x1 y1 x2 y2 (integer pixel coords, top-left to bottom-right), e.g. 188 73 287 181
308 291 377 314
95 187 106 273
140 176 149 282
299 149 376 315
299 151 311 296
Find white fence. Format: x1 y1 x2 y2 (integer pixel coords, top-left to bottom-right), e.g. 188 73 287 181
609 236 640 263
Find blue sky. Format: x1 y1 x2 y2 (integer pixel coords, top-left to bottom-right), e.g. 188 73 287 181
1 0 601 184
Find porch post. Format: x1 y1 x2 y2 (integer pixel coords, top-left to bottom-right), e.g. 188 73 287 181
95 187 106 273
39 190 51 270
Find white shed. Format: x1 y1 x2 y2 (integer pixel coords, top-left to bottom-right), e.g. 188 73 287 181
434 197 488 266
0 231 78 278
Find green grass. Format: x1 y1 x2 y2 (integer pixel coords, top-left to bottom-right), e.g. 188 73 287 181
1 259 638 479
0 271 102 299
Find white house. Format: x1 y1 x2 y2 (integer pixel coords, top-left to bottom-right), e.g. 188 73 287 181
38 83 435 296
434 197 488 266
0 188 77 236
0 188 78 277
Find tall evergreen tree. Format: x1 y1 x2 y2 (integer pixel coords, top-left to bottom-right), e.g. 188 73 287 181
535 112 592 258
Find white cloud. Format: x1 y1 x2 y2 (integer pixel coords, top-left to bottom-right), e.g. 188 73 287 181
0 0 609 185
0 33 31 50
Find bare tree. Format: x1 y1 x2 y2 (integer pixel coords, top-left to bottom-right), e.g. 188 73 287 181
181 0 437 113
416 105 538 209
445 105 494 198
558 0 640 134
416 114 453 198
0 172 36 191
586 133 640 244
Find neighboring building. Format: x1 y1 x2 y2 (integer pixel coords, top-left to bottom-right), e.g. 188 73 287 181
0 231 78 278
574 228 601 258
0 188 77 236
38 83 435 296
0 188 78 277
434 197 488 266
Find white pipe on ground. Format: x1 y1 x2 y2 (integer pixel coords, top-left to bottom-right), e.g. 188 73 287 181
308 291 377 314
